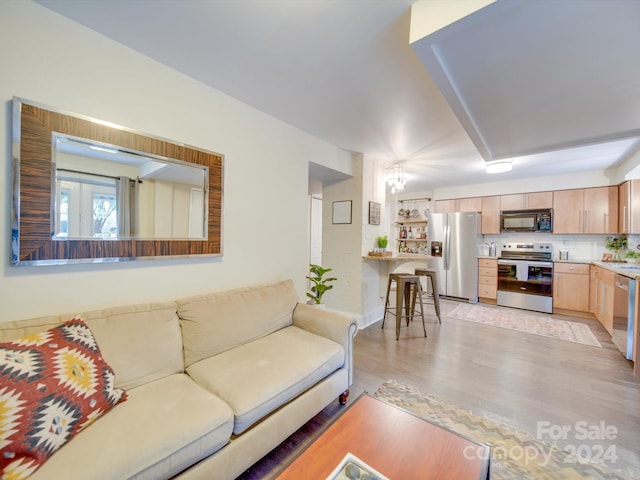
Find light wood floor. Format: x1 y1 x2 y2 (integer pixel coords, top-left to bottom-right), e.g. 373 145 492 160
239 298 640 479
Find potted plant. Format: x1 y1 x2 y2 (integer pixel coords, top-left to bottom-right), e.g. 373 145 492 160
625 248 640 264
376 235 388 251
306 264 337 306
605 234 628 261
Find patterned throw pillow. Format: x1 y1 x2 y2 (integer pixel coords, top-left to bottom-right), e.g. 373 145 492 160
0 318 127 479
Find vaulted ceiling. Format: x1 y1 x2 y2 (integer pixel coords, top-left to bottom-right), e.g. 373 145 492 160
36 0 640 193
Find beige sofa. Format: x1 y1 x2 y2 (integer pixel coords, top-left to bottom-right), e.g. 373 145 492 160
0 279 358 480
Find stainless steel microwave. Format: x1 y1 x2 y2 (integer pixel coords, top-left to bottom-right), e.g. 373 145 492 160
501 209 553 232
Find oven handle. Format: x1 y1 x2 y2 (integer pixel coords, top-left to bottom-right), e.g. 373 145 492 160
498 259 554 268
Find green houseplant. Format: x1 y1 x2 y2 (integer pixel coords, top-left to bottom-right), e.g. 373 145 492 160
376 235 388 250
625 247 640 263
306 264 337 305
605 234 628 261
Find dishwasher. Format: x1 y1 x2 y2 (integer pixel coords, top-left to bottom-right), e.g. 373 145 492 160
613 275 635 360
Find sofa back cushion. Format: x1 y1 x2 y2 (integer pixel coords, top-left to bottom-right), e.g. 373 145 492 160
80 302 184 390
0 302 184 391
177 280 298 367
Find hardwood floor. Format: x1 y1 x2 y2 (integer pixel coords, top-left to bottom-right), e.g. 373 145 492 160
238 299 640 479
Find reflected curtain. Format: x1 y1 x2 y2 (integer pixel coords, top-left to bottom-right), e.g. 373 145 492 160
116 177 139 237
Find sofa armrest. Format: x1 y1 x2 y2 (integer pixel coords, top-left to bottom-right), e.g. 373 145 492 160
292 303 358 386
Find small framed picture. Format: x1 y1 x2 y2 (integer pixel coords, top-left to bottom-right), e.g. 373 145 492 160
368 201 380 225
602 253 613 262
332 200 352 224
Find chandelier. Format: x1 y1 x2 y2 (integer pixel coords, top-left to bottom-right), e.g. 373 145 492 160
387 164 407 194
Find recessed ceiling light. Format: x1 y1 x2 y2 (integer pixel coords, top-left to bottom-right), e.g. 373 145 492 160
486 160 512 174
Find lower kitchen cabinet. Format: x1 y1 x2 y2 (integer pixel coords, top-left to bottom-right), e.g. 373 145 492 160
590 265 615 334
478 258 497 301
553 263 590 312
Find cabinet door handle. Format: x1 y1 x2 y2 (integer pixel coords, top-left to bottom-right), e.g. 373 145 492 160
584 210 588 233
578 210 583 233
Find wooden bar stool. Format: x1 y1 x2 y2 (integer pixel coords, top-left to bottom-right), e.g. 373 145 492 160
414 268 442 323
381 273 426 340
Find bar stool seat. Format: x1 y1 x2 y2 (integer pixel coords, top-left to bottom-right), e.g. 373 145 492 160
381 273 426 340
414 268 442 323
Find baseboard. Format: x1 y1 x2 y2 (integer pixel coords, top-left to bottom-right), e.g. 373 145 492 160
552 308 596 319
359 306 384 328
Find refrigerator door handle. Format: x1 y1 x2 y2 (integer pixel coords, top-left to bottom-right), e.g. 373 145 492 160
444 224 450 270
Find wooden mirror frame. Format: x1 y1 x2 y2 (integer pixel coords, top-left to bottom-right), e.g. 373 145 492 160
11 98 223 266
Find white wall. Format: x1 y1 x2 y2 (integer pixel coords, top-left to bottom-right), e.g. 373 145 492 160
322 155 363 316
0 1 346 321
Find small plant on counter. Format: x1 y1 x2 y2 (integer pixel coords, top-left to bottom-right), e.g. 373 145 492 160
625 246 640 263
376 235 388 250
605 234 628 261
306 264 337 305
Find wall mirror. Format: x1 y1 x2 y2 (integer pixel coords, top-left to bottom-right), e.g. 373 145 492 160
11 97 224 266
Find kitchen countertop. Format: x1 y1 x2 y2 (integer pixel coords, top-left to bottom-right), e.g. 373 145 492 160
546 258 640 279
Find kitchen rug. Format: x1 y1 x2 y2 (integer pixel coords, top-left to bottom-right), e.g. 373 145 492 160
373 380 636 480
448 303 601 347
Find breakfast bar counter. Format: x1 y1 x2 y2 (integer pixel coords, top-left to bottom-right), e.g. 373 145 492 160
362 253 432 261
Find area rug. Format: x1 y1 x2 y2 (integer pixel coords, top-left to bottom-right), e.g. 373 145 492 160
448 303 601 347
373 380 636 480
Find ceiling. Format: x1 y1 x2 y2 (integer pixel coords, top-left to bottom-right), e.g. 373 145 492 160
36 0 640 193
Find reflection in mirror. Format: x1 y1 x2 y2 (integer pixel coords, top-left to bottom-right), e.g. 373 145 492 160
12 97 223 266
52 135 208 240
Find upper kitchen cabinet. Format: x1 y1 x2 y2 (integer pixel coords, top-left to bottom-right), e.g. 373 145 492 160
500 191 553 211
481 196 501 234
458 197 482 212
435 197 481 213
434 199 456 213
553 186 618 234
618 180 640 234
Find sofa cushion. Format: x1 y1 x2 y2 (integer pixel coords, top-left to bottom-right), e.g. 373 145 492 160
80 302 184 390
186 325 344 434
177 280 298 367
29 373 234 480
0 302 184 392
0 319 127 480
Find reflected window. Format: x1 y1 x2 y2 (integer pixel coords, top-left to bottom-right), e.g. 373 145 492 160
55 174 118 239
92 193 117 238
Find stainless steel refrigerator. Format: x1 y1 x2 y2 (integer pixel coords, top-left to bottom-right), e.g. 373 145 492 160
427 212 481 303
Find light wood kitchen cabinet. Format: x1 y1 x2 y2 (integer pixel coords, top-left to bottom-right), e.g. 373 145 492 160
435 197 481 213
481 196 501 234
500 191 553 211
434 199 456 213
590 265 615 334
458 197 482 212
553 262 590 312
478 258 497 302
553 186 618 234
618 179 640 234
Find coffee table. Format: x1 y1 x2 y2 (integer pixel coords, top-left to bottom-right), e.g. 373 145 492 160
275 393 490 479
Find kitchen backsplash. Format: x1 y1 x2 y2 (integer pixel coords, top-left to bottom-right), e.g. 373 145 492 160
481 233 640 261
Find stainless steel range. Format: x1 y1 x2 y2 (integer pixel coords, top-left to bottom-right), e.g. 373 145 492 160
497 243 553 313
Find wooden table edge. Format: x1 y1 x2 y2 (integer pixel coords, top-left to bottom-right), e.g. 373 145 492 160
272 392 491 480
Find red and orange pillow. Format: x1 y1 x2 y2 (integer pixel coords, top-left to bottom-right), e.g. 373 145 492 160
0 318 127 479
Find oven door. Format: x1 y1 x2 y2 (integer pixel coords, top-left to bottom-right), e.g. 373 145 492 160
497 259 554 296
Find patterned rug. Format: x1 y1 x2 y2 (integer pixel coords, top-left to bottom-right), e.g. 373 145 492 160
373 380 636 479
448 303 601 347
